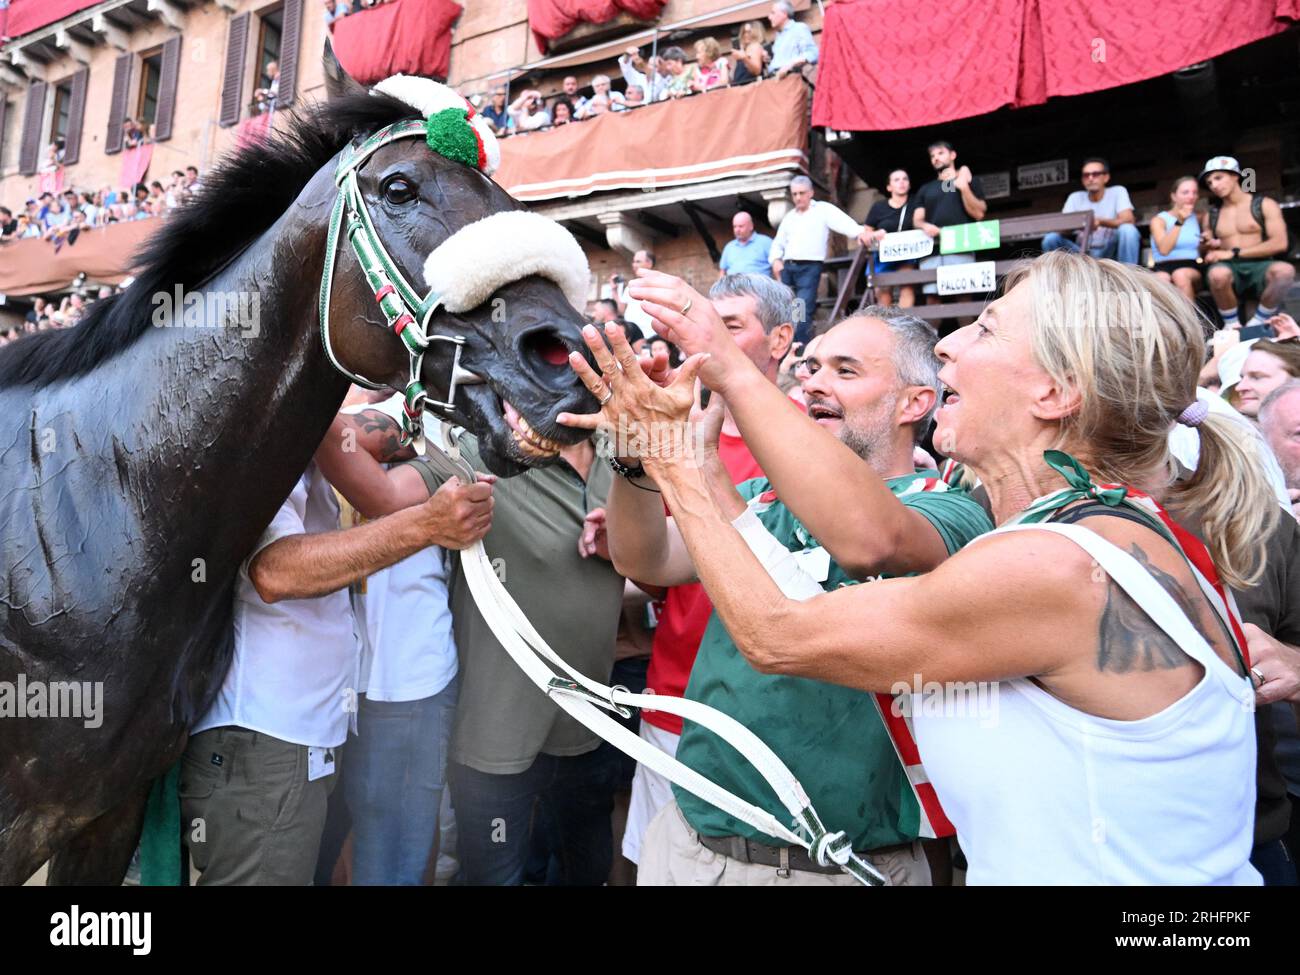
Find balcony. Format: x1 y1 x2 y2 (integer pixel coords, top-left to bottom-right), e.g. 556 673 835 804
491 75 814 266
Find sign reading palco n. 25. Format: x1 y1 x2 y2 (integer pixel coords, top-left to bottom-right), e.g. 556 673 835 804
877 229 934 263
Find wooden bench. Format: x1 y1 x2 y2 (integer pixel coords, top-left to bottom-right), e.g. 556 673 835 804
823 210 1096 324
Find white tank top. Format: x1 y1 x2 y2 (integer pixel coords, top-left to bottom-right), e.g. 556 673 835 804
913 522 1261 885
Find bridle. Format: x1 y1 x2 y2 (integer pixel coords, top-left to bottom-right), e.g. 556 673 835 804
318 118 482 451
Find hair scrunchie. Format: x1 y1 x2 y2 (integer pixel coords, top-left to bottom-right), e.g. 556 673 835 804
1177 400 1209 427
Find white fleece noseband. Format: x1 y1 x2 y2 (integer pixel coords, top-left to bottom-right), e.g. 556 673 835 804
423 211 590 313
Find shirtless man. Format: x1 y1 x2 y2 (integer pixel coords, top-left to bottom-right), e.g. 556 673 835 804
1200 155 1295 330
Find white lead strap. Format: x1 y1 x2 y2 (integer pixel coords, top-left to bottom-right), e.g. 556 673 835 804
426 425 888 886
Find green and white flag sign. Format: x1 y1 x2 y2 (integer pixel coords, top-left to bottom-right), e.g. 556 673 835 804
940 219 1000 255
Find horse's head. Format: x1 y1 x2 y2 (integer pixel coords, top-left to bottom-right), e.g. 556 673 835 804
319 49 597 476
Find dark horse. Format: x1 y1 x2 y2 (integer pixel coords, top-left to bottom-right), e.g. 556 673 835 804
0 53 595 884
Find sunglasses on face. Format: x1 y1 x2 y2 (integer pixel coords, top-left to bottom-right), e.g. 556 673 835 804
1082 170 1106 178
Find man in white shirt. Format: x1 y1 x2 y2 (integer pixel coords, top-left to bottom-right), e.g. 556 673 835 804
611 250 657 340
770 174 871 345
769 1 819 79
1040 157 1140 265
180 446 493 885
619 46 668 102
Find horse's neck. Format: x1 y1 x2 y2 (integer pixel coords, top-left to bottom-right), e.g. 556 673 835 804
112 193 348 557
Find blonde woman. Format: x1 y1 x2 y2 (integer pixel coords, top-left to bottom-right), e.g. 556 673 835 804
562 252 1273 884
729 21 769 84
692 37 730 92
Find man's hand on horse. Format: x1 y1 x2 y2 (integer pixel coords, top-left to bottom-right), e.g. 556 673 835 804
418 474 495 550
627 269 753 392
557 322 709 469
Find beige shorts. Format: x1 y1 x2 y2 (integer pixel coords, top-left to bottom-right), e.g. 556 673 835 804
637 800 931 886
621 722 680 865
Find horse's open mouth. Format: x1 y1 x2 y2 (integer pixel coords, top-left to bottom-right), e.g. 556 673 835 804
502 397 560 458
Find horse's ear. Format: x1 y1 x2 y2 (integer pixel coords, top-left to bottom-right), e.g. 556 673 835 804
323 35 367 102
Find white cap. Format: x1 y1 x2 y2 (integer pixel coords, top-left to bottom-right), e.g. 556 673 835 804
1199 155 1243 185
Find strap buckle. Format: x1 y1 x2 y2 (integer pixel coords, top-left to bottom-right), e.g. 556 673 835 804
546 677 633 719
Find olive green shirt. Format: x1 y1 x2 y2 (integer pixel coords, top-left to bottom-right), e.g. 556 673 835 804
408 433 623 774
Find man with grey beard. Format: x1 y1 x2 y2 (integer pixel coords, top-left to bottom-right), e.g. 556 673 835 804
608 301 992 885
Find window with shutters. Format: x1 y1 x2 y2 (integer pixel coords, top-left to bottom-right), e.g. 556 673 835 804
50 79 74 147
252 4 283 116
220 12 251 127
137 49 163 129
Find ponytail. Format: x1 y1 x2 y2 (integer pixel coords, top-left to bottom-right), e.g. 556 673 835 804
1167 412 1278 590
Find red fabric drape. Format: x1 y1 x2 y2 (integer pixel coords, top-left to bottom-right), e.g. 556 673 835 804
119 145 153 190
527 0 666 53
812 0 1298 132
236 113 275 151
331 0 462 84
2 0 99 40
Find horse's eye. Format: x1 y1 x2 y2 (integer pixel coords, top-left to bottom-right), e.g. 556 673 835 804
383 178 416 205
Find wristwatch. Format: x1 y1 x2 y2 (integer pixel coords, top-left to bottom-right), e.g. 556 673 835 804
1232 247 1241 259
609 455 647 479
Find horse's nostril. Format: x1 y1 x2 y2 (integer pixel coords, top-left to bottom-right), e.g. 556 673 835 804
524 329 571 368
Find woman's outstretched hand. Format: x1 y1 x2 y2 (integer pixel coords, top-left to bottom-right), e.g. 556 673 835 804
627 270 753 392
557 322 710 469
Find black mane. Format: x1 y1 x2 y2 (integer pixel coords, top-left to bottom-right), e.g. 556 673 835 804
0 90 418 388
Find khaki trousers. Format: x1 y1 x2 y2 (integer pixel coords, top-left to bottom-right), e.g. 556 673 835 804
637 800 931 887
180 727 337 886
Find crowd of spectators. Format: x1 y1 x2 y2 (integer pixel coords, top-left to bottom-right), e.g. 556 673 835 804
0 285 119 346
478 1 816 138
0 166 203 250
0 166 202 347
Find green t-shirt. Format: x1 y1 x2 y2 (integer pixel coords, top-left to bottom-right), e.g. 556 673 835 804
673 470 994 850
